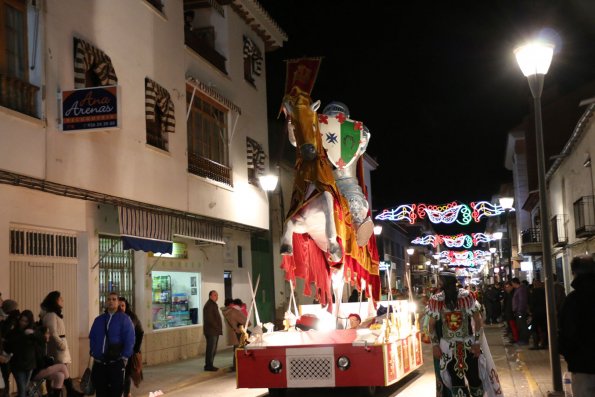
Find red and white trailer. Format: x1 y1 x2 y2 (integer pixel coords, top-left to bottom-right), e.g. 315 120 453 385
236 301 423 395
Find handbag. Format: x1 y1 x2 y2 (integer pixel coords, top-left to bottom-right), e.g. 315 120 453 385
80 356 95 395
130 352 143 387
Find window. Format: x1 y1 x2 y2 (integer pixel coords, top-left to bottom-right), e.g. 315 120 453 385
145 77 175 151
246 137 265 184
98 235 135 313
151 271 201 329
0 0 39 116
10 227 77 258
73 38 118 89
243 36 262 85
145 0 163 12
187 87 231 185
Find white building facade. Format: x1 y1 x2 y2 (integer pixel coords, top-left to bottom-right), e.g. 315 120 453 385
0 0 285 375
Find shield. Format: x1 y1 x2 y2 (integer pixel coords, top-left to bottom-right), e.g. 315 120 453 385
445 311 463 332
318 113 367 169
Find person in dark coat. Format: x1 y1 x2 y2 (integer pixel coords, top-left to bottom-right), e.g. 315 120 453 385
0 299 19 397
502 281 518 343
5 310 36 397
528 280 547 349
118 297 144 396
558 255 595 397
202 290 222 371
512 277 529 344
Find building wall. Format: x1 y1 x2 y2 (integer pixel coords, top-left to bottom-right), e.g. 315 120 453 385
548 111 595 291
0 0 284 372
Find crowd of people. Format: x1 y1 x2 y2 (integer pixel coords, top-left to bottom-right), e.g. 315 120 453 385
0 291 144 397
477 274 566 349
0 292 82 397
424 254 595 397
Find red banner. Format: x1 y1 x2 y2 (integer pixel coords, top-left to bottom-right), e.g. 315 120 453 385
284 57 322 95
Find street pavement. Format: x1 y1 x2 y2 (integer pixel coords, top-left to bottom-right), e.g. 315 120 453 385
131 324 567 397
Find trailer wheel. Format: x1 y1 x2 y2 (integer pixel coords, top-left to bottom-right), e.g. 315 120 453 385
268 388 286 397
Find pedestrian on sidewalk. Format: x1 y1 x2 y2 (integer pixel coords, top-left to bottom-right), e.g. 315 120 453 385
502 281 518 343
221 298 247 371
558 254 595 397
89 292 135 397
203 290 222 372
511 278 529 345
528 280 547 350
118 296 144 397
0 298 19 396
4 310 37 397
40 291 80 397
427 270 484 396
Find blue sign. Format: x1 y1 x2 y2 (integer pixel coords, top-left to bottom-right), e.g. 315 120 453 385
61 86 119 131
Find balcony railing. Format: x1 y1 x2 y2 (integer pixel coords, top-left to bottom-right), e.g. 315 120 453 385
0 74 39 118
574 195 595 238
184 27 227 74
188 152 232 186
551 214 568 247
521 227 543 255
521 228 542 244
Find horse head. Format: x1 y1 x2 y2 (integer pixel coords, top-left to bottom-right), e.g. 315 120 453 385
282 87 322 162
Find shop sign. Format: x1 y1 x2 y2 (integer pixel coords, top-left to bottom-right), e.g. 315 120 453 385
60 86 120 131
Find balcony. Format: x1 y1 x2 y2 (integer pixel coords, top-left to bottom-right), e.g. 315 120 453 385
0 74 39 118
184 26 227 74
521 228 542 255
574 195 595 238
188 152 232 186
551 214 568 247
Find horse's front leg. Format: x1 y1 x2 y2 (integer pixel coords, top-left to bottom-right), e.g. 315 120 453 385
280 218 296 255
322 191 342 262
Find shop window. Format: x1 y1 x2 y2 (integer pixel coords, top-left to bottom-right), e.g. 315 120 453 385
152 270 201 329
186 87 231 185
145 77 175 151
73 38 118 89
98 235 135 313
243 36 262 86
0 0 39 117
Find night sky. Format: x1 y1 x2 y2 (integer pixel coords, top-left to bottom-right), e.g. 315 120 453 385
260 1 595 214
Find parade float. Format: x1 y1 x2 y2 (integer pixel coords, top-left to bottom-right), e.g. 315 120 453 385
235 59 423 396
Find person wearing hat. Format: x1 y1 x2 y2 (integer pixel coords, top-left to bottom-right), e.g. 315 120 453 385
426 270 484 396
0 298 19 397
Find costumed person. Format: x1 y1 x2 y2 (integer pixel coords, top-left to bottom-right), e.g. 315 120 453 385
425 284 452 397
427 270 502 397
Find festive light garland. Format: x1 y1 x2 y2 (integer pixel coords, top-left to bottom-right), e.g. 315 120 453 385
411 232 498 248
376 201 506 225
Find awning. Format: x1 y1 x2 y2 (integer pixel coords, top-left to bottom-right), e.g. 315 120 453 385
118 206 224 253
186 76 242 114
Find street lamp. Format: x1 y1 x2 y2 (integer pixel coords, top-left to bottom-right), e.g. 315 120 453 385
492 232 503 282
515 39 562 395
373 225 383 235
498 196 514 281
259 174 279 192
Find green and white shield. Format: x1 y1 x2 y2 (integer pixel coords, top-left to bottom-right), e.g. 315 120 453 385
318 113 368 169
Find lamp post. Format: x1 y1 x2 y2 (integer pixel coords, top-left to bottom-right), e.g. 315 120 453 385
492 232 503 282
499 197 514 280
515 40 562 395
489 247 497 283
